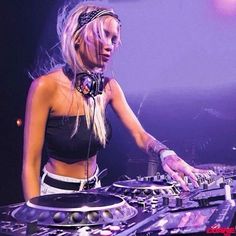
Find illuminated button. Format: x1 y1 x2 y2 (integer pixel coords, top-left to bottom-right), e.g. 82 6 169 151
154 189 160 195
136 176 142 181
124 189 131 195
77 226 91 235
170 228 180 234
109 225 120 231
38 211 50 222
87 211 99 223
48 233 57 236
159 229 169 235
53 212 66 223
100 230 112 236
132 189 141 195
102 210 113 221
71 212 83 223
144 189 152 195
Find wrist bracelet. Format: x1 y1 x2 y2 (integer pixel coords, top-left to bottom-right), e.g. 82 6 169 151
160 150 176 162
157 147 169 157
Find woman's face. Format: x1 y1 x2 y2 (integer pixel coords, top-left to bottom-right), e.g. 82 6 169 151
78 16 120 71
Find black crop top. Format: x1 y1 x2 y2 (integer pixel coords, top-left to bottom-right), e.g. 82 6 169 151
45 116 112 164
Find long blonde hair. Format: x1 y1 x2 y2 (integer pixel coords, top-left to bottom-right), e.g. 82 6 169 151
57 3 121 147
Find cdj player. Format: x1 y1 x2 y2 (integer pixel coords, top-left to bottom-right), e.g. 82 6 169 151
1 164 236 235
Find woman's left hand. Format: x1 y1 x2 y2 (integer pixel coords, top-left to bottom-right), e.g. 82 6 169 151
161 154 215 191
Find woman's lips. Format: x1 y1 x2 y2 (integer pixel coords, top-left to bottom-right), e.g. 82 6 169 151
101 54 110 62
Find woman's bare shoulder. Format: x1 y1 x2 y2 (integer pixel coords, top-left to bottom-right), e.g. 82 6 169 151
29 69 63 95
105 77 120 90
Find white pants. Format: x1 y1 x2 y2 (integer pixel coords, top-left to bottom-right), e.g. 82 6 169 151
40 166 101 195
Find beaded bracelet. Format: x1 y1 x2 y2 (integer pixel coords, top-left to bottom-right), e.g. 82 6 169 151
160 150 177 162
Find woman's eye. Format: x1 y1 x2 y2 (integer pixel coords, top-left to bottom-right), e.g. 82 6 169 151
104 30 110 37
112 36 118 45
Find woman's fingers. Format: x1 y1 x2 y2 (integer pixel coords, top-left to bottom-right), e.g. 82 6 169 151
192 168 217 183
162 155 217 190
163 163 190 191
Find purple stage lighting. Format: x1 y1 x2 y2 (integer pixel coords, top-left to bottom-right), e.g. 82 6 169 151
213 0 236 15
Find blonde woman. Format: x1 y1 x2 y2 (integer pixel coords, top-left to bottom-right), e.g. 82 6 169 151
22 3 212 201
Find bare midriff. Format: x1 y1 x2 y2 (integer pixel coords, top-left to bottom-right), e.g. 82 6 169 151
45 155 97 179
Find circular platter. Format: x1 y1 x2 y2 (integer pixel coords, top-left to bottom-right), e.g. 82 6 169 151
107 179 180 196
12 192 137 226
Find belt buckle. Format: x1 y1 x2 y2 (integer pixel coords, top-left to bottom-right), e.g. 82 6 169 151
83 178 96 190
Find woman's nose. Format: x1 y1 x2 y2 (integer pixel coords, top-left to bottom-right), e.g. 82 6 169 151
105 46 112 52
103 40 113 52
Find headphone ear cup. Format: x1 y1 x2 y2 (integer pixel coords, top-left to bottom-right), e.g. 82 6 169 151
76 73 104 97
95 73 105 95
76 73 93 96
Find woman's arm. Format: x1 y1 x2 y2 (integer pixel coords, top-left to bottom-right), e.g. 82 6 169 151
109 79 211 190
108 79 150 148
22 76 54 200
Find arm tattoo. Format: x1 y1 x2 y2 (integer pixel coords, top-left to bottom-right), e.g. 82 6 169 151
146 139 169 158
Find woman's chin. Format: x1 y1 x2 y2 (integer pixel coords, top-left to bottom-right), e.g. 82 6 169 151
97 62 107 70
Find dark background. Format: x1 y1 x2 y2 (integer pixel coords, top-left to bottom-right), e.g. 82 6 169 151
1 0 236 206
0 1 56 205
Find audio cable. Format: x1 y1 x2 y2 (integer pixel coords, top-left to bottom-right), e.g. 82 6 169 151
85 95 96 187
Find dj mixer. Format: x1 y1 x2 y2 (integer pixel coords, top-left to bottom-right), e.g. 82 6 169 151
1 164 236 235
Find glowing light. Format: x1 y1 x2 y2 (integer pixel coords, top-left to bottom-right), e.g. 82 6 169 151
213 0 236 15
16 118 23 127
80 206 91 211
156 218 168 227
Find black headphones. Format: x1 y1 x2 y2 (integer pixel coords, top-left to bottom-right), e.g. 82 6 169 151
75 72 104 97
63 64 104 97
